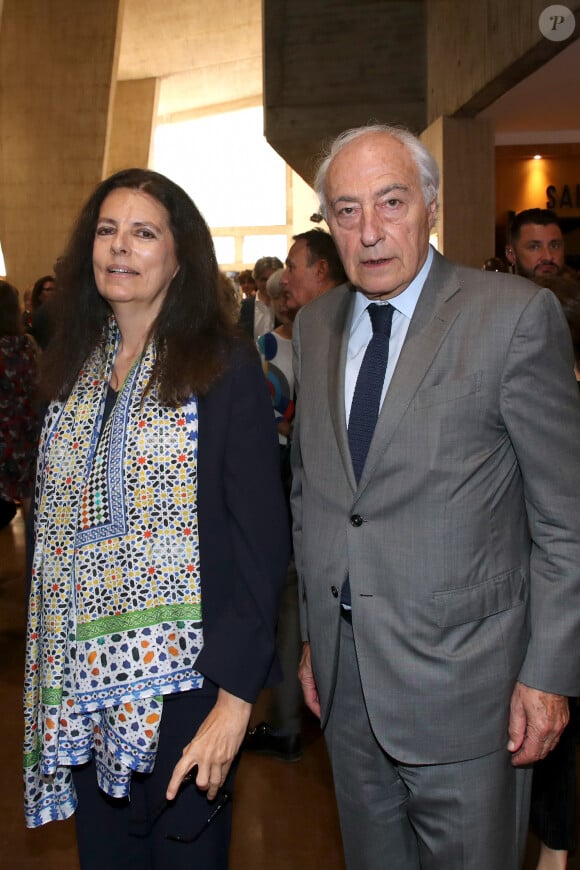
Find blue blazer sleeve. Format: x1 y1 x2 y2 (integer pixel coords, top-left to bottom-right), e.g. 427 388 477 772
195 340 290 702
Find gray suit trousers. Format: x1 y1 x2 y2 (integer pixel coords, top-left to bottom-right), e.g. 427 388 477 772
324 617 532 870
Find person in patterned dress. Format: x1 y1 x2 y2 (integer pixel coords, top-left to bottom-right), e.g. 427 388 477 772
0 279 39 527
23 169 289 869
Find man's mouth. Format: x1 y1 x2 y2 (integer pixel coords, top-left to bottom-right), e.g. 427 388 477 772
361 258 392 267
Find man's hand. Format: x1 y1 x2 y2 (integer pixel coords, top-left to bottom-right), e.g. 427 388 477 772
166 688 251 801
299 642 321 719
277 419 292 439
508 681 569 766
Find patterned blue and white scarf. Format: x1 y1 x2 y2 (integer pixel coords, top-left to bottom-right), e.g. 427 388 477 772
24 319 203 828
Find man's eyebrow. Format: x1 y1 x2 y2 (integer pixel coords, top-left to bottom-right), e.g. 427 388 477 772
330 183 410 208
376 184 409 197
329 195 359 208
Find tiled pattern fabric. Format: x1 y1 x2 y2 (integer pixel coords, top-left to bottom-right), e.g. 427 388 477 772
23 321 203 827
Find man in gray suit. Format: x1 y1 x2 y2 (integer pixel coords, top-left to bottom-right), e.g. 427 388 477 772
291 125 580 869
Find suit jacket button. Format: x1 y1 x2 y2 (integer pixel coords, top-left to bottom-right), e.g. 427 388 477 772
350 514 363 527
331 585 339 597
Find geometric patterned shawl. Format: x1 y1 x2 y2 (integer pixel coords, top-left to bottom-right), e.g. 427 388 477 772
23 319 203 828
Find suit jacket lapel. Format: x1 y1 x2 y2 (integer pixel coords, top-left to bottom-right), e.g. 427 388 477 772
327 286 358 490
357 252 462 491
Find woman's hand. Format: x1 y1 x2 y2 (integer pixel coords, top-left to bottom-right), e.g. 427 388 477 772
166 688 252 801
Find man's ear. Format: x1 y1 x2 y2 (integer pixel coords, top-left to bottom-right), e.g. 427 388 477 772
427 199 438 230
316 258 330 281
505 246 516 267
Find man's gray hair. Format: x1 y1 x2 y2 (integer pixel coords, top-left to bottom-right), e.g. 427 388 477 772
314 124 440 219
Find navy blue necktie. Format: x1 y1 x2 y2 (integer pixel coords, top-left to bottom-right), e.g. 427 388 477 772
342 303 393 608
348 302 394 483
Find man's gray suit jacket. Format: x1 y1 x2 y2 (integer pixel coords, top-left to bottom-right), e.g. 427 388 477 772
291 250 580 766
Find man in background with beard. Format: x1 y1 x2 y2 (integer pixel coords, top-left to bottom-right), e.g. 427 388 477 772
505 208 573 280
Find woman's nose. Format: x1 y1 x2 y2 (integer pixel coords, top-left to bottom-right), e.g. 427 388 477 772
110 232 129 254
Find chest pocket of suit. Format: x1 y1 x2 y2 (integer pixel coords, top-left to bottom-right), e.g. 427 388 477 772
413 371 483 409
410 371 489 461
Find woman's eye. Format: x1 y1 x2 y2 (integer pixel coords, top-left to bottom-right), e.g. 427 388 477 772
137 228 156 239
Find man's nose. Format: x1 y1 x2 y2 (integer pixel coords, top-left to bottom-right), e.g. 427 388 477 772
360 208 383 247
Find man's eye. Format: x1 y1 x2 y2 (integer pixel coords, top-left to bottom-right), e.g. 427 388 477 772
338 206 356 217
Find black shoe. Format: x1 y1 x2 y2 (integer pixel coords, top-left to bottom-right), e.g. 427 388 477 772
243 722 302 762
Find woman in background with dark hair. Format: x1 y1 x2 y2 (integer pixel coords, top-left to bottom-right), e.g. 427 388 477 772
0 280 38 528
23 169 289 869
30 274 56 313
29 274 56 349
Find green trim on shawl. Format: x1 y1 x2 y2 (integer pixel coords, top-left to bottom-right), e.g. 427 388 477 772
41 687 63 705
23 742 41 768
76 603 202 640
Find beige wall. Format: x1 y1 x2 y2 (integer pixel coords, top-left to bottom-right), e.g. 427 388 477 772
422 117 495 268
105 78 159 177
0 0 123 292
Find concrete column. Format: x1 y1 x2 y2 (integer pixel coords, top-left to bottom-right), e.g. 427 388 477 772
421 117 495 269
0 0 123 292
104 78 159 177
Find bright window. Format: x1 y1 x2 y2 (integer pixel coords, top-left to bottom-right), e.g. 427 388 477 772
242 235 288 264
154 106 287 229
212 236 236 264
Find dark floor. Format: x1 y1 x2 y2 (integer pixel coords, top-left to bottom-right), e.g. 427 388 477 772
0 510 577 868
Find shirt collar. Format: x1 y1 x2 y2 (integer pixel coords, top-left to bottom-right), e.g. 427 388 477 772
350 245 434 332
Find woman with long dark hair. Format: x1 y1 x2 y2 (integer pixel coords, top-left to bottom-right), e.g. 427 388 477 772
23 169 289 869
